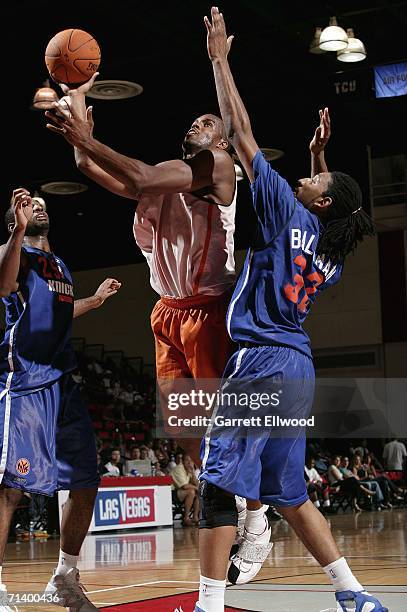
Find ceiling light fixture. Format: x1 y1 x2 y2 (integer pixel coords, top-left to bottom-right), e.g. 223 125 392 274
337 28 366 63
319 17 348 52
31 79 59 110
40 181 88 195
309 27 326 55
86 80 143 100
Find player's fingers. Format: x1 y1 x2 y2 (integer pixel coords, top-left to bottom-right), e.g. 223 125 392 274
60 83 69 95
46 123 66 135
86 106 94 123
219 12 227 31
88 72 99 87
12 188 30 199
52 102 72 121
46 109 66 125
204 16 212 32
227 35 234 51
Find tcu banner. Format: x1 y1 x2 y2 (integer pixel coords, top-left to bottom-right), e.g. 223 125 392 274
94 488 155 527
374 62 407 98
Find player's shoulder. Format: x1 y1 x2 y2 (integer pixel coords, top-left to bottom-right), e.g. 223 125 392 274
191 146 234 170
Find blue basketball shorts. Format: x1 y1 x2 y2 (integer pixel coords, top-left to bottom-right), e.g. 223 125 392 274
200 345 315 507
0 373 100 495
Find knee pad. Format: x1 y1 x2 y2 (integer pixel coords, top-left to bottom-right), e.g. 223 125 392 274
198 479 238 529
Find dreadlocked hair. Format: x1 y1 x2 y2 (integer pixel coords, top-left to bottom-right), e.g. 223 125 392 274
316 171 375 264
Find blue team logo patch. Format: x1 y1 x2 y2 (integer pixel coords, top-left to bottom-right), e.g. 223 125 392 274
16 458 30 476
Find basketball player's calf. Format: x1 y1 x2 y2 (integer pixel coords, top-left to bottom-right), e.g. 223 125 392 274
196 481 238 612
45 488 98 610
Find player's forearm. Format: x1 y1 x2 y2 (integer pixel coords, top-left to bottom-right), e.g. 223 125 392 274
68 94 107 184
73 294 102 318
78 137 151 196
311 151 328 177
0 228 25 296
212 57 252 143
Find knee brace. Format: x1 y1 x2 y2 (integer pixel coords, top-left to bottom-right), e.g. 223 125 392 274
198 479 238 529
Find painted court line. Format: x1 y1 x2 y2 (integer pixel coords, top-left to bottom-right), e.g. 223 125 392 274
87 581 163 594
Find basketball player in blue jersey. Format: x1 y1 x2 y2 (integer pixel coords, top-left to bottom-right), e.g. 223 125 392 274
0 188 121 612
193 8 387 612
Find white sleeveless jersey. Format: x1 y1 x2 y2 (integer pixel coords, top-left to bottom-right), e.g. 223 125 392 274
133 190 236 298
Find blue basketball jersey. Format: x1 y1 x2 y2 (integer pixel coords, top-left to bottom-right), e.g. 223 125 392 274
227 151 343 357
0 246 76 395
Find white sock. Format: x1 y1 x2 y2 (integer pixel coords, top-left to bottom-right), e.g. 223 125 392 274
235 496 246 514
55 550 79 577
323 557 363 593
245 505 269 535
197 575 226 612
313 500 321 508
323 500 330 507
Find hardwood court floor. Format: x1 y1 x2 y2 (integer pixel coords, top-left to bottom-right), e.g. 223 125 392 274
3 509 407 611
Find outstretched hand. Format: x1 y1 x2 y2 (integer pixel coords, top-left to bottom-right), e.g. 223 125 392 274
204 6 234 61
45 101 94 148
93 278 122 307
10 188 33 231
59 72 99 98
309 107 331 155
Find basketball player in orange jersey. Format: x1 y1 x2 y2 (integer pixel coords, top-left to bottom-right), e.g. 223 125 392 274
45 79 270 542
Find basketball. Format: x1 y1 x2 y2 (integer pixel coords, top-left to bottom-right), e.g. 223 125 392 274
45 28 101 86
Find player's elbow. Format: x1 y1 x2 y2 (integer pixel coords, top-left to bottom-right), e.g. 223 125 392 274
128 165 155 195
76 157 91 172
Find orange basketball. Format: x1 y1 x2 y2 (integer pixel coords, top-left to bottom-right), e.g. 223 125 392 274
45 28 101 86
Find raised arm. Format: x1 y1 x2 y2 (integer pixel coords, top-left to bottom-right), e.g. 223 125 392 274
73 277 121 318
205 7 258 182
309 107 331 177
0 189 31 297
46 103 234 203
51 76 137 200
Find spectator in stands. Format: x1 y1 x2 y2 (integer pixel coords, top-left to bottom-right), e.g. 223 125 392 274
108 380 122 400
140 446 150 461
129 446 141 460
104 449 123 476
351 454 385 509
145 440 157 462
171 454 200 526
364 453 404 505
383 438 407 471
304 457 330 511
369 451 384 473
168 451 183 471
120 384 134 406
169 440 185 457
97 452 109 476
155 449 170 474
306 439 329 472
327 456 374 512
353 439 370 461
339 456 353 478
